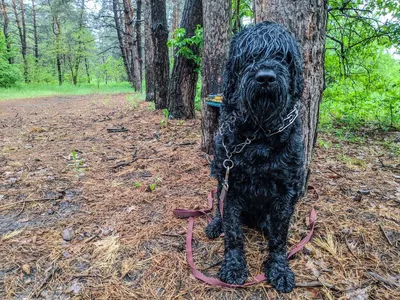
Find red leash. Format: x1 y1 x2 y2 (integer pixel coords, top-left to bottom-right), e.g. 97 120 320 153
173 189 317 288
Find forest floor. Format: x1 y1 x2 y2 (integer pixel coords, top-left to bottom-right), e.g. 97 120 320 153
0 94 399 299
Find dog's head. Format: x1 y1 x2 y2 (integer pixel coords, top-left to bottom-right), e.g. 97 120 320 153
223 22 304 130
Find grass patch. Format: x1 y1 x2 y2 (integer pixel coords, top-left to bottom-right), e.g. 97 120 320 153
0 82 135 101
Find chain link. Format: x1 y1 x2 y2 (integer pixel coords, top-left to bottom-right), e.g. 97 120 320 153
218 103 299 170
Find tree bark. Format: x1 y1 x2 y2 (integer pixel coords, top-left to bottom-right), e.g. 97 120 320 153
144 0 154 101
167 0 202 119
122 0 141 91
136 0 143 84
254 0 328 182
200 0 232 154
11 0 29 82
1 0 13 63
151 0 169 109
113 0 133 84
32 0 38 61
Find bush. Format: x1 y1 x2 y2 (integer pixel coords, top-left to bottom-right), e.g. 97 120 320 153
0 33 21 87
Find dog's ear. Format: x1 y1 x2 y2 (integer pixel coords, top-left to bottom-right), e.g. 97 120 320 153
223 36 241 106
289 41 304 101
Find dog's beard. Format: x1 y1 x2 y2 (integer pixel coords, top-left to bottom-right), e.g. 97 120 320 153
235 69 291 133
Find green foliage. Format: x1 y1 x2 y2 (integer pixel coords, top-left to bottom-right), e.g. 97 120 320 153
160 109 169 128
322 47 400 130
167 25 203 71
322 0 400 131
148 183 156 192
68 150 85 177
232 0 253 30
0 33 21 88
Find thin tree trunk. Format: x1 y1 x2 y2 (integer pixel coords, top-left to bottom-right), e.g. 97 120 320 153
167 0 203 119
136 0 143 85
144 0 155 101
151 0 169 109
47 0 62 85
85 57 90 83
1 0 13 63
201 0 232 154
55 19 62 86
122 0 141 91
12 0 29 82
254 0 328 183
32 0 38 61
71 0 85 86
113 0 133 84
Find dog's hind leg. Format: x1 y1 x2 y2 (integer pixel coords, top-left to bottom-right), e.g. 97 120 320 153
205 184 223 239
218 195 249 285
264 201 296 293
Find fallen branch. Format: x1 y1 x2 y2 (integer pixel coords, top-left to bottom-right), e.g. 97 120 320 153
379 224 393 246
107 127 129 133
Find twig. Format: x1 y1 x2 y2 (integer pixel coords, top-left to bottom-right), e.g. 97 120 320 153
296 281 327 288
107 127 129 133
201 260 223 271
0 197 59 210
33 266 60 297
379 224 393 246
161 233 185 238
367 271 400 288
113 161 132 169
326 167 352 180
85 234 99 243
377 157 400 170
178 141 196 146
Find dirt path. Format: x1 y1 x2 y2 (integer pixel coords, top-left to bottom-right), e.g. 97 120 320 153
1 94 399 299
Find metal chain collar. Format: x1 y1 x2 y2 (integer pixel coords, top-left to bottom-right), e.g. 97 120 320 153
218 103 300 172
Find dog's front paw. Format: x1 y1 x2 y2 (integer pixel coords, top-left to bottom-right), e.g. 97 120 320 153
205 217 223 239
218 249 248 285
264 256 295 293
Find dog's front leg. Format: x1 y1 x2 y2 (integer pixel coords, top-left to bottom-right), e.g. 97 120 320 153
264 203 295 293
218 194 248 285
205 184 223 239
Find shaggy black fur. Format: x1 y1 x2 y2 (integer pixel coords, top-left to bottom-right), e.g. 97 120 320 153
205 22 305 293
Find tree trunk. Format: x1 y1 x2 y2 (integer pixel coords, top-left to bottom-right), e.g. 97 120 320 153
32 0 38 61
113 0 133 84
151 0 169 109
136 0 143 85
71 0 85 86
167 0 202 119
1 0 13 64
254 0 328 182
47 0 62 85
200 0 232 154
12 0 29 82
144 0 155 101
122 0 141 91
85 57 90 83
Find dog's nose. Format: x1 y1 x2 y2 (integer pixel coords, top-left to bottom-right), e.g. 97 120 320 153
255 70 276 86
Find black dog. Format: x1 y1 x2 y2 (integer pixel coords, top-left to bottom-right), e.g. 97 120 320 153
205 22 305 293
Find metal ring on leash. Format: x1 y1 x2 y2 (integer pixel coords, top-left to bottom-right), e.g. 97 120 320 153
223 159 234 169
